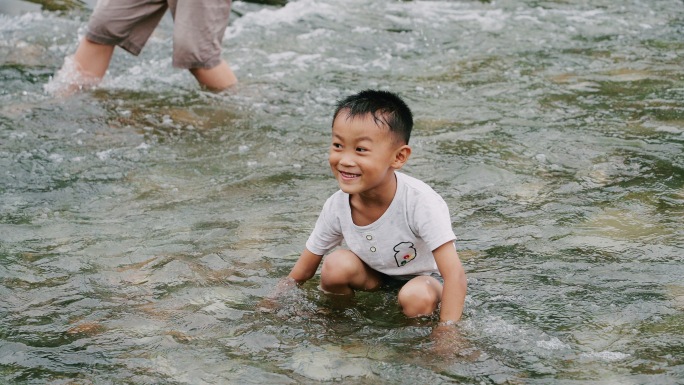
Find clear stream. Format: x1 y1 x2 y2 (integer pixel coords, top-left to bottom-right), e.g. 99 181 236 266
1 0 683 383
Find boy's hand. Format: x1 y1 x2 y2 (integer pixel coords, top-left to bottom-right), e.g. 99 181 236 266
430 323 479 360
259 249 321 312
257 277 298 313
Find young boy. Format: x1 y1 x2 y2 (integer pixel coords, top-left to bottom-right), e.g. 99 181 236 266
285 90 467 325
51 0 237 94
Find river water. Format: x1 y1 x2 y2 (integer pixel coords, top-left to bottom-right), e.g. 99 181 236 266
1 0 683 383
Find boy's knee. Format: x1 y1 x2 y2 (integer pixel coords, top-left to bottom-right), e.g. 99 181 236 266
320 250 367 295
321 250 357 282
398 278 441 317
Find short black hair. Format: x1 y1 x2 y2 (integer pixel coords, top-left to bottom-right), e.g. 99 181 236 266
332 90 413 144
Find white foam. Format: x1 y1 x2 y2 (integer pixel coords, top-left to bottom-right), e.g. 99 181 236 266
534 153 548 163
44 55 101 96
388 2 509 32
225 0 338 39
0 11 44 32
9 132 27 139
581 351 631 361
48 153 64 163
655 125 682 134
536 337 569 350
96 149 113 161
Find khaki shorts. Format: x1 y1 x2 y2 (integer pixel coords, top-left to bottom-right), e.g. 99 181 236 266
86 0 232 69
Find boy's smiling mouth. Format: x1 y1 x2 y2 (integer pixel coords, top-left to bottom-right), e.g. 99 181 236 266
339 170 360 180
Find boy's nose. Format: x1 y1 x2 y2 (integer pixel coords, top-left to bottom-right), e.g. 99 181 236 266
339 155 355 167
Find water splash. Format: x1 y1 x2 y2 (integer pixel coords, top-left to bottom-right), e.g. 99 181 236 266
43 55 101 96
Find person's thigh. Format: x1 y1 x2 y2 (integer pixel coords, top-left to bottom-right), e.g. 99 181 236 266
320 250 383 294
170 0 233 69
397 275 443 317
87 0 168 55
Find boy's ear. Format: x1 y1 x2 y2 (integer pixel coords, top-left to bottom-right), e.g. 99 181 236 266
392 145 412 169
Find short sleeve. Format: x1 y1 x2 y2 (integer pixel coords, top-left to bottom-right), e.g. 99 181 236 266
410 189 456 251
305 195 344 256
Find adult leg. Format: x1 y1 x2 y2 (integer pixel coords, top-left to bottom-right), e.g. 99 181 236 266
320 250 383 295
189 60 237 91
73 38 115 81
47 38 114 96
171 0 236 91
398 276 443 317
49 0 167 95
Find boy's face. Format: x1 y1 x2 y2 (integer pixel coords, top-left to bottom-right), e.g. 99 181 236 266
329 111 409 197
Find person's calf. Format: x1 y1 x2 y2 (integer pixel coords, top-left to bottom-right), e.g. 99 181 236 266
190 60 237 91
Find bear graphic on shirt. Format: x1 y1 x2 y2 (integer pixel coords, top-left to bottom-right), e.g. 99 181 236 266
393 242 417 267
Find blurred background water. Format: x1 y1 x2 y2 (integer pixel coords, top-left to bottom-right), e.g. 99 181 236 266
1 0 683 383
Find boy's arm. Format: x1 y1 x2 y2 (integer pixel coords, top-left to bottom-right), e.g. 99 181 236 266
288 248 323 284
433 241 467 323
261 249 322 311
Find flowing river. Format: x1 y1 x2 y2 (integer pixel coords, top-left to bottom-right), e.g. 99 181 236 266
1 0 683 383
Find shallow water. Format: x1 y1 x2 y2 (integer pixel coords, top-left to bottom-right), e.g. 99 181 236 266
1 0 683 383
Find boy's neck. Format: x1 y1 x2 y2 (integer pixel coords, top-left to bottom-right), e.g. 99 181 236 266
349 172 398 226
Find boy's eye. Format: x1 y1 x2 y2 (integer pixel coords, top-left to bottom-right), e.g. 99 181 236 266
332 143 342 149
356 147 367 152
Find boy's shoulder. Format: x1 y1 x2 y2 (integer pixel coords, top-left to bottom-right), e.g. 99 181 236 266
396 171 443 198
322 188 349 210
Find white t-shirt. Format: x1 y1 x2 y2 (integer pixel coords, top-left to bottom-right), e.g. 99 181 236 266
305 171 456 276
